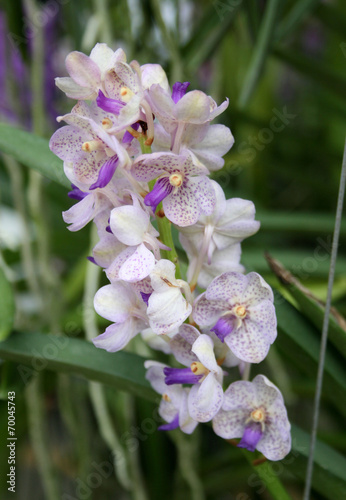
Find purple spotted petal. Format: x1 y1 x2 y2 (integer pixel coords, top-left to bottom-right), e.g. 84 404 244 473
238 422 263 452
163 182 200 227
96 89 125 114
171 81 190 103
68 184 88 201
210 315 234 342
144 177 173 213
188 373 224 422
164 367 203 386
89 155 118 190
158 412 180 431
187 175 216 216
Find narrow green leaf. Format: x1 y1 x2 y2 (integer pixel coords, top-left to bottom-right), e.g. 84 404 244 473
181 1 241 72
0 123 69 189
287 424 346 500
257 211 346 235
0 267 15 341
274 292 346 417
237 0 281 109
266 254 346 360
0 331 156 401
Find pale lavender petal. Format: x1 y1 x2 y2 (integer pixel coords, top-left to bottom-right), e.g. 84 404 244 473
141 63 169 91
106 247 137 282
147 288 192 334
132 152 181 181
163 183 200 227
90 155 118 190
92 318 138 352
222 380 257 412
187 176 216 216
171 81 190 103
49 125 88 161
170 325 200 366
241 272 274 304
225 319 271 363
63 193 99 232
248 301 277 343
257 423 291 461
73 152 108 186
188 374 223 422
253 375 284 409
212 408 247 439
193 293 228 327
118 243 155 282
179 389 199 434
55 77 95 99
145 361 168 394
189 124 234 172
66 51 101 89
174 90 211 123
205 272 248 302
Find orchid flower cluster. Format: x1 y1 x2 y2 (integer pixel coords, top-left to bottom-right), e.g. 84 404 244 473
50 44 291 461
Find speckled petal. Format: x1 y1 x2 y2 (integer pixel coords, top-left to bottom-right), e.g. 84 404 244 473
193 292 228 327
248 301 277 343
241 272 274 304
118 243 155 282
179 389 199 434
49 125 88 162
205 272 248 302
212 408 248 439
257 422 291 461
225 319 271 363
222 380 257 411
187 176 215 216
145 361 168 394
174 90 211 123
188 373 223 422
189 124 234 172
163 183 200 227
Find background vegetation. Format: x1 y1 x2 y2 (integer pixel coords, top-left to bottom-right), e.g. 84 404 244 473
0 0 346 499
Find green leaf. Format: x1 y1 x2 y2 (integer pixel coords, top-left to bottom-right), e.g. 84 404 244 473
181 1 241 73
274 0 321 42
0 267 15 341
266 254 346 359
274 292 346 417
287 424 346 500
0 331 156 401
237 0 281 109
0 123 69 189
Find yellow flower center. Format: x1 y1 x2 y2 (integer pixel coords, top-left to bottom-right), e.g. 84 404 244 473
169 173 183 187
162 393 171 402
251 408 265 423
81 140 103 152
190 361 209 376
234 305 247 319
120 86 135 103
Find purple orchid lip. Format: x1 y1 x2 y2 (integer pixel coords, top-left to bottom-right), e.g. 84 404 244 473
140 292 152 306
123 122 140 143
164 367 203 386
158 412 180 432
171 81 190 104
68 184 88 201
210 315 234 342
96 90 125 114
237 422 263 452
144 177 173 213
89 155 118 190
